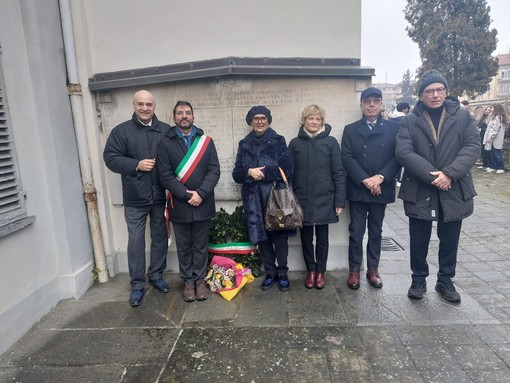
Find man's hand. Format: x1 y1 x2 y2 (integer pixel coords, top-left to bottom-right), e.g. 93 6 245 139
430 170 452 191
186 190 203 206
136 158 156 172
362 175 384 196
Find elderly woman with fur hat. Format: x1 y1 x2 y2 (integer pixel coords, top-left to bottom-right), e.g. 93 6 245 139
232 105 295 292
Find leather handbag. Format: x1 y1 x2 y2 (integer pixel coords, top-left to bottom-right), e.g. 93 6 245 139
264 167 304 231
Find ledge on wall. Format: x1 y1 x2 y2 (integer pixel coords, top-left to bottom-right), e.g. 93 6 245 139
88 57 375 91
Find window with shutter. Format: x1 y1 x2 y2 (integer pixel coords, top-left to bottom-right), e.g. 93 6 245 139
0 49 34 237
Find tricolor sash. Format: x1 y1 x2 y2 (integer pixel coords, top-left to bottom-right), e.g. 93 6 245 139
175 135 212 183
165 134 212 243
207 242 256 255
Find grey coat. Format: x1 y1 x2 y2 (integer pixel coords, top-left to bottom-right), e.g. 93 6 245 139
395 99 480 222
288 124 346 226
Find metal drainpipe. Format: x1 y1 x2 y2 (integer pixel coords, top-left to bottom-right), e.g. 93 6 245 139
59 0 109 282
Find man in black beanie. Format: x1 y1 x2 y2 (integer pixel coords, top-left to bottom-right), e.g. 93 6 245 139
395 70 480 303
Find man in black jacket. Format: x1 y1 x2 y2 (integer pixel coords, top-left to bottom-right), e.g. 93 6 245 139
157 101 220 302
341 87 401 291
396 70 480 303
103 90 171 307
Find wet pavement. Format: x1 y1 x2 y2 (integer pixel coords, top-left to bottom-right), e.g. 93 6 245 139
1 168 510 383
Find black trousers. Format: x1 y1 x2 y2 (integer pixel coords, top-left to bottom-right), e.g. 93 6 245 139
124 204 168 289
300 224 329 273
348 201 387 272
172 219 210 281
409 202 462 283
258 234 289 275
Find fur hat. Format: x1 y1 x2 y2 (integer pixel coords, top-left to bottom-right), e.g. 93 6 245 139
246 105 272 125
418 70 448 96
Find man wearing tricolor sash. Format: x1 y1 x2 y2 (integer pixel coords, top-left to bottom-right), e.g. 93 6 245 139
157 101 220 302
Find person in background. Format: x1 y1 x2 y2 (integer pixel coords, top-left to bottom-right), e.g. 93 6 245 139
483 103 507 174
103 90 171 307
341 87 401 291
396 70 480 303
477 105 493 170
289 105 346 289
157 101 220 302
232 106 295 292
389 102 410 122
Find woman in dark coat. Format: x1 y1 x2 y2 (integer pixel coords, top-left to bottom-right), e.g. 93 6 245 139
232 106 295 292
289 104 346 289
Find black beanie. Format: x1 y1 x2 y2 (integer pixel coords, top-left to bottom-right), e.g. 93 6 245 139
418 70 448 96
246 105 272 125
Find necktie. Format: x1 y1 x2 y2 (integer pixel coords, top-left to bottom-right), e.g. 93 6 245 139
369 122 375 129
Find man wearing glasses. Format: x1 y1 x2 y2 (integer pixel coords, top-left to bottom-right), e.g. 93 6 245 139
341 87 401 291
395 70 480 303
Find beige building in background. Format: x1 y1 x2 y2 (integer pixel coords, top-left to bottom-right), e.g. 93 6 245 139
0 0 372 354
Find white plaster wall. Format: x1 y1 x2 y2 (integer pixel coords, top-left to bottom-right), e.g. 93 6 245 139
81 0 361 73
0 0 95 355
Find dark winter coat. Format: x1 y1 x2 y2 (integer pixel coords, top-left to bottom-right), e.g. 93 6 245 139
103 113 171 207
395 99 480 222
341 116 401 204
232 128 295 244
157 126 220 223
288 124 346 226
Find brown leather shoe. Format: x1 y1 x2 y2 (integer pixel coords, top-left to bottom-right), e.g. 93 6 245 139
315 273 325 289
366 269 383 288
183 281 196 302
347 271 360 290
305 272 316 289
195 279 209 301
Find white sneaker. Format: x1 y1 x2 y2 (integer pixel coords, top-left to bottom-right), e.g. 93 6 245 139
486 168 495 173
478 166 485 169
496 169 505 174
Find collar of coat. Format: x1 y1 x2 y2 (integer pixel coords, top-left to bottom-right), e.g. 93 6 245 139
298 123 332 139
166 125 204 138
131 112 162 131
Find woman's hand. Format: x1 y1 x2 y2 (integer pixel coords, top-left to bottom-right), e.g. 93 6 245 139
248 166 266 181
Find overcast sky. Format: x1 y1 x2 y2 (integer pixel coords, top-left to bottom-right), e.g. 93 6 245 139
361 0 510 84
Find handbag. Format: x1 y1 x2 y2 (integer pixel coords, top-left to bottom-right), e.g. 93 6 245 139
264 167 304 231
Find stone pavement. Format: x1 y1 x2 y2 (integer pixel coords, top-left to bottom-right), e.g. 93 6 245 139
1 168 510 383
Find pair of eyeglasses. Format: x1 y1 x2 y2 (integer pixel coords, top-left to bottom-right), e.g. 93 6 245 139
424 87 446 95
253 116 268 122
362 98 382 105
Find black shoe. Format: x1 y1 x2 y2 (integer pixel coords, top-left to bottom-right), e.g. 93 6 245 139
261 274 276 291
435 280 461 303
278 274 290 292
129 288 145 307
149 278 169 293
407 281 427 299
